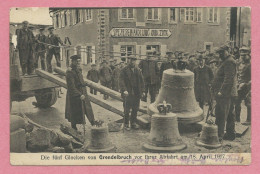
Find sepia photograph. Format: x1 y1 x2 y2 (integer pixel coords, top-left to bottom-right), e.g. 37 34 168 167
9 7 251 165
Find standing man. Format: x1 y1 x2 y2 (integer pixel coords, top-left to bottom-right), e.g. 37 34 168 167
160 50 174 80
16 21 35 75
35 28 46 70
46 26 63 73
87 64 99 95
194 55 214 109
112 63 121 92
235 46 251 124
187 54 197 72
212 45 237 142
119 56 145 130
65 55 96 130
139 51 159 103
99 60 112 100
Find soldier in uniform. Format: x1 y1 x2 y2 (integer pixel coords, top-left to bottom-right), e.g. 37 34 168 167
212 45 238 142
112 63 121 92
160 50 174 80
46 26 63 73
35 28 46 70
139 51 160 103
87 64 99 95
16 21 35 75
194 55 214 110
235 46 251 124
99 60 113 100
65 55 96 130
119 56 145 130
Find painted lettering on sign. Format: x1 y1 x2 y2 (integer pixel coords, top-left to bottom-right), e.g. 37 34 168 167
110 28 172 38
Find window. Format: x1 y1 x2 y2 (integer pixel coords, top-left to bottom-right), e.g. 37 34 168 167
185 8 194 22
120 8 134 19
195 8 203 22
87 46 93 63
64 11 67 26
75 9 82 23
66 10 70 26
120 46 135 60
61 11 65 27
147 8 160 21
179 8 203 23
208 7 219 23
169 8 177 22
85 9 92 21
146 45 160 55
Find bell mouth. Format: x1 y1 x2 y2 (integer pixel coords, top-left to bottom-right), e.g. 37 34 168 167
195 140 222 149
143 143 187 153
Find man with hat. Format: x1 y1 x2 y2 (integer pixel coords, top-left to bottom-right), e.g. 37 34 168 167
235 46 251 124
65 55 95 130
194 55 214 109
16 21 35 75
209 58 219 77
109 59 116 71
99 60 113 100
212 45 238 142
119 56 145 130
160 50 174 80
46 26 63 73
35 27 47 70
139 50 159 103
87 63 99 95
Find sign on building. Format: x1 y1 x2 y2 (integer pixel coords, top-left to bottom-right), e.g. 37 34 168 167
110 28 172 38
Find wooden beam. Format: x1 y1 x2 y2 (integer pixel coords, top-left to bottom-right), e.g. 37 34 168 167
54 67 147 114
54 67 123 102
35 69 149 127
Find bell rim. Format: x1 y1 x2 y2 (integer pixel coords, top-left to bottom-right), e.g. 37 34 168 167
86 145 116 153
195 140 222 149
142 143 187 153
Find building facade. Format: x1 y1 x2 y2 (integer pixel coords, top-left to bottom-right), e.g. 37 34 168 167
50 7 247 64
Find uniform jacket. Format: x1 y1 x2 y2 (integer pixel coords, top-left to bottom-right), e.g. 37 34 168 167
87 69 99 83
212 55 238 97
99 66 112 83
138 60 159 84
119 65 144 98
46 34 63 53
35 34 46 52
65 66 94 124
16 28 35 50
194 65 214 102
112 67 121 90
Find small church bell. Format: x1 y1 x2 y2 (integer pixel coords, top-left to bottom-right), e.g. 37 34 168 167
86 124 115 152
143 101 187 152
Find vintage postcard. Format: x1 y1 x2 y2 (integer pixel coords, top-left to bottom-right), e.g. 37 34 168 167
9 6 251 166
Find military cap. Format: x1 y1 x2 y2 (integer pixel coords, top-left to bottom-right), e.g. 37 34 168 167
128 55 137 60
209 59 218 64
22 21 29 24
216 45 229 53
197 50 205 54
239 46 250 52
166 49 174 54
91 63 97 67
39 27 45 31
70 55 81 60
28 26 34 29
48 26 54 30
189 54 196 59
183 52 189 56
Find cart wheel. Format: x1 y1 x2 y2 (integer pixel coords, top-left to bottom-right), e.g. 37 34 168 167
35 88 58 108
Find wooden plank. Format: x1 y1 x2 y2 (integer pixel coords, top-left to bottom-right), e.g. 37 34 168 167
35 69 149 127
54 67 148 114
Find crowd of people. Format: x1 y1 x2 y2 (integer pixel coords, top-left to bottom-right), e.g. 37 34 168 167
11 21 251 142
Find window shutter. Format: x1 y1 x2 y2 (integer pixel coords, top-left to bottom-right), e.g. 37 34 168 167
160 45 167 59
92 46 96 64
113 45 121 62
